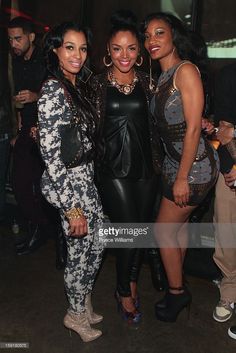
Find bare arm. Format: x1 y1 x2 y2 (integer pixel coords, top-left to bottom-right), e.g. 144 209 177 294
173 63 204 206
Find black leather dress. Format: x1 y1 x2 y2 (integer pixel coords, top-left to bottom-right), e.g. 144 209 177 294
98 81 160 296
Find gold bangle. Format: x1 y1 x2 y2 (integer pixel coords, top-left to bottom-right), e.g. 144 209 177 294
64 207 84 220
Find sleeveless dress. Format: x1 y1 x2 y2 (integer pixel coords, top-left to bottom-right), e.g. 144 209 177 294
151 61 219 205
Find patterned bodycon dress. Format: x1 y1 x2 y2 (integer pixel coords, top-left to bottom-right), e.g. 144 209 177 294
38 79 104 314
151 61 219 205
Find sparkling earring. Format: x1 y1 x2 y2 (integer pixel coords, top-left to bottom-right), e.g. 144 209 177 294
103 51 112 67
135 55 143 67
149 56 155 92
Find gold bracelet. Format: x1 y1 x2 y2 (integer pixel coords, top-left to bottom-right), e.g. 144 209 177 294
64 207 84 220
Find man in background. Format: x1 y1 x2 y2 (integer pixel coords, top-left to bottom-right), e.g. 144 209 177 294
8 16 49 255
212 63 236 330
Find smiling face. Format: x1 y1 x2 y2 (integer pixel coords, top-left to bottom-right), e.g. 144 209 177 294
54 29 87 84
144 18 175 62
108 30 139 76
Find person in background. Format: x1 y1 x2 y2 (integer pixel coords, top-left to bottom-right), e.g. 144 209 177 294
8 17 65 267
216 119 236 340
8 17 49 254
142 12 219 322
90 10 164 324
209 63 236 328
38 21 104 342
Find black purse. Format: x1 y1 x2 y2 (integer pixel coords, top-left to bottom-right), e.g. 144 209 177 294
60 86 84 169
60 117 84 169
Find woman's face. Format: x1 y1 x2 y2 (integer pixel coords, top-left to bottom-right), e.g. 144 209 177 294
54 30 87 83
108 30 139 74
144 19 174 61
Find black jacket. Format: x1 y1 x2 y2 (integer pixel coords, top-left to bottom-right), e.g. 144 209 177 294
89 69 164 175
12 46 46 128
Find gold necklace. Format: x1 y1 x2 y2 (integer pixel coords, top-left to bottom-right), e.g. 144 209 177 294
109 70 138 95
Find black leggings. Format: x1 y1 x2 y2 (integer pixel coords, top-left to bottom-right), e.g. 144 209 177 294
98 174 160 297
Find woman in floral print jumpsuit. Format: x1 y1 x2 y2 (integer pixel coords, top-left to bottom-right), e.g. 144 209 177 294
37 22 104 342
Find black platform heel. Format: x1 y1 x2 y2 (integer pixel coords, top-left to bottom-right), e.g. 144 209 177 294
155 286 192 322
155 274 188 310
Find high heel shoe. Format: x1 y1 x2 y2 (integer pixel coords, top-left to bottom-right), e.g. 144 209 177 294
155 286 192 322
115 291 141 324
155 274 189 310
63 311 102 342
85 293 103 324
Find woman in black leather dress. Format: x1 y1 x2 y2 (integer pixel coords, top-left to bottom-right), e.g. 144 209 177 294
90 10 163 324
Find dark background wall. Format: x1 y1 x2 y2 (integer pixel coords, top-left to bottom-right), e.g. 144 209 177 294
201 0 236 42
1 0 236 78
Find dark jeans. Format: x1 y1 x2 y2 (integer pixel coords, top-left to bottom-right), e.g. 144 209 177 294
99 174 161 297
0 134 10 220
12 130 50 225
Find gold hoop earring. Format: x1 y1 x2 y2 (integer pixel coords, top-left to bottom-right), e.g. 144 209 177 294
103 53 113 67
149 56 155 92
135 55 143 67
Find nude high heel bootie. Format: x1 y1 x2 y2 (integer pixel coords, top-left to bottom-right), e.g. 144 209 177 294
63 311 102 342
85 293 103 324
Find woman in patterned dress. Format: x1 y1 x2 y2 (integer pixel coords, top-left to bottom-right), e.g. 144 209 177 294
37 22 104 342
142 12 219 322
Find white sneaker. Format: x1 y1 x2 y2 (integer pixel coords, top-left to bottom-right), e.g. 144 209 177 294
213 300 234 323
228 326 236 339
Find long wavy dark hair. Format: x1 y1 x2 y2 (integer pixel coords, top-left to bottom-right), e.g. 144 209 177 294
43 21 97 140
141 12 210 113
141 12 193 60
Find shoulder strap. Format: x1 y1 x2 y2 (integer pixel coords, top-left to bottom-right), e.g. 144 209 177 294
173 60 201 90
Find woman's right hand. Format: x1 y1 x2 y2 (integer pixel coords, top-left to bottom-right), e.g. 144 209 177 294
69 215 88 237
173 178 190 207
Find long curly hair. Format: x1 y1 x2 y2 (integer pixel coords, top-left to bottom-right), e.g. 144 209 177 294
43 21 97 142
141 12 210 114
141 12 193 60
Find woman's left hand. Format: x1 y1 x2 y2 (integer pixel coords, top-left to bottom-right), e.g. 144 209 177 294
69 215 88 237
173 178 190 207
